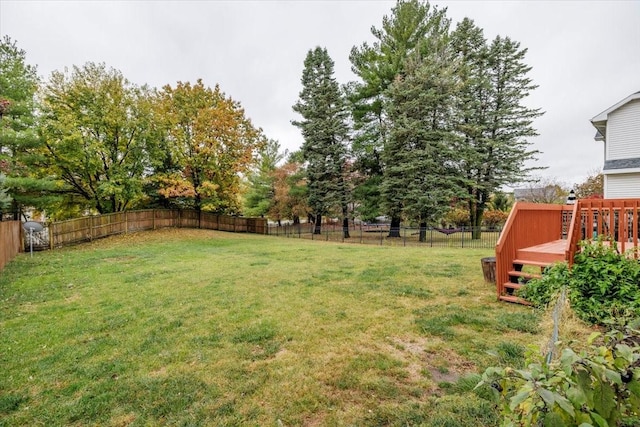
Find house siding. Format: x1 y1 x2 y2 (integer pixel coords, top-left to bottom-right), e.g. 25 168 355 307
606 99 640 160
605 173 640 198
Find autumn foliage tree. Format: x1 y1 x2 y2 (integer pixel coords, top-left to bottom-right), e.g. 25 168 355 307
152 80 265 214
574 170 603 199
269 153 309 225
38 63 155 217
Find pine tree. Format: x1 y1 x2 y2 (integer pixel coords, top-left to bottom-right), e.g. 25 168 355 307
243 139 285 217
383 36 461 242
451 20 543 238
0 36 42 218
292 47 350 237
349 0 449 236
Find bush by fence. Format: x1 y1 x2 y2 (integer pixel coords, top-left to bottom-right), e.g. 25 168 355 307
268 223 501 249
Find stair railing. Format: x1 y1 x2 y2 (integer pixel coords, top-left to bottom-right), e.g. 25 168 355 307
495 202 568 299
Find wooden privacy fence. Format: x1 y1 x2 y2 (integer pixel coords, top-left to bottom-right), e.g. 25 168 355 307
49 209 267 249
0 221 22 271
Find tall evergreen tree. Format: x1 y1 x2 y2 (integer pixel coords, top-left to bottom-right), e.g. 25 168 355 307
292 47 350 237
243 138 285 217
349 0 449 236
383 35 461 242
0 36 45 218
451 20 542 238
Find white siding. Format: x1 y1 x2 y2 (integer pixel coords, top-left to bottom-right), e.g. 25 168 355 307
605 173 640 198
606 99 640 160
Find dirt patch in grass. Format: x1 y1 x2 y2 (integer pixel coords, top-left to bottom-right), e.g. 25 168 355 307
423 349 477 395
64 293 81 303
383 336 430 384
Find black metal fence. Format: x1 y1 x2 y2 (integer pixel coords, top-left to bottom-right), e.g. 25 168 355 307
268 223 501 249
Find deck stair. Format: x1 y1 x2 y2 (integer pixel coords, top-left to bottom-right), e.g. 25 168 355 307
496 199 640 306
499 239 566 305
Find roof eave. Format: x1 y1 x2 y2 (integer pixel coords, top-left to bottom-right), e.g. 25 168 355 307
591 91 640 124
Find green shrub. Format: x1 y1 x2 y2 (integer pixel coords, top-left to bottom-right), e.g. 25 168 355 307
570 239 640 325
517 262 569 308
518 238 640 326
478 326 640 426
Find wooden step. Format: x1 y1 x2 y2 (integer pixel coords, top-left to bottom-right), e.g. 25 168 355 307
512 259 551 268
508 270 541 280
499 294 532 305
503 282 524 291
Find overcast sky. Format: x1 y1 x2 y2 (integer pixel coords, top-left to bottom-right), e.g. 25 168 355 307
2 0 639 188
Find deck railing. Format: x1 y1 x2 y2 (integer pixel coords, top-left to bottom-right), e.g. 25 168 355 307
495 203 573 299
566 199 640 263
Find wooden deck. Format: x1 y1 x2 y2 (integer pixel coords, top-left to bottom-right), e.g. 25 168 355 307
516 239 566 264
495 199 640 304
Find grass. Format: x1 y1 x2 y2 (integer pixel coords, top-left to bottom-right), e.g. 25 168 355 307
0 229 591 426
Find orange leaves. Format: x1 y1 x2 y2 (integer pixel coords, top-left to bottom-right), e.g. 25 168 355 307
153 79 265 213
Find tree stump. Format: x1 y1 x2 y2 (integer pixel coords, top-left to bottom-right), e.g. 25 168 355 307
481 257 496 284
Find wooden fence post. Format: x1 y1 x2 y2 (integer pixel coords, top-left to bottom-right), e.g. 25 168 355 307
153 209 156 230
49 223 54 250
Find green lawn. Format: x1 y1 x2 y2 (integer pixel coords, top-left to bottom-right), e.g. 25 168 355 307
0 229 578 426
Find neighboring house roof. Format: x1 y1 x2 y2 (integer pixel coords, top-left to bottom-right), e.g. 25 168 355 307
591 91 640 141
513 186 563 203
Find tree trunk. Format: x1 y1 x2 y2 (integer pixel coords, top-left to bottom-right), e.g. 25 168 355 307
469 198 485 240
388 216 401 238
419 221 427 242
342 217 350 239
293 215 300 225
342 205 350 239
314 214 322 234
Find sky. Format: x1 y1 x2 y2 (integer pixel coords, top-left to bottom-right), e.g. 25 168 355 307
1 0 639 189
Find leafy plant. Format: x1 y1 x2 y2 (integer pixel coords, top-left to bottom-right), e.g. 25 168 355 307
569 239 640 326
517 262 569 308
479 326 640 426
482 210 509 228
518 238 640 327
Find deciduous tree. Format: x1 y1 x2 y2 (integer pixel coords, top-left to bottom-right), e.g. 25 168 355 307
154 80 265 214
38 63 154 216
574 169 603 199
269 152 309 225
